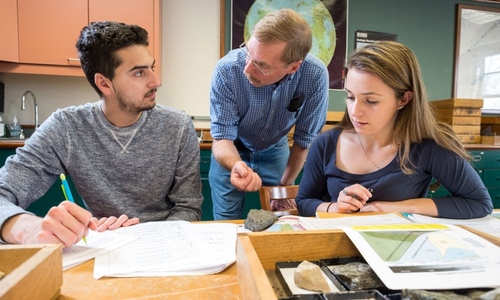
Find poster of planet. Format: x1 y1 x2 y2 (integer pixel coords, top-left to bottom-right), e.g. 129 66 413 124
231 0 347 90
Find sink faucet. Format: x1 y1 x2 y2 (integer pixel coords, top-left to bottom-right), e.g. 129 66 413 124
21 90 39 129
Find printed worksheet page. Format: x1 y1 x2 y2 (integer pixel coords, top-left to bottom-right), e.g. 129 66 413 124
93 221 237 278
62 229 138 270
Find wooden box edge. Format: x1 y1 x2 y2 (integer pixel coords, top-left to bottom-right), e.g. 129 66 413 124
236 230 360 299
0 244 62 300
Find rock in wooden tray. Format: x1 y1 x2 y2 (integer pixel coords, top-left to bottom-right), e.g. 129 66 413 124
329 262 384 290
244 209 278 232
294 260 330 293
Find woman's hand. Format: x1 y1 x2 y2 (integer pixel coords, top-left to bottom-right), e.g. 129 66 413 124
336 184 372 213
93 214 140 232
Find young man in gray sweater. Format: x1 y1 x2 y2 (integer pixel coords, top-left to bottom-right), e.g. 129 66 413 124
0 21 203 247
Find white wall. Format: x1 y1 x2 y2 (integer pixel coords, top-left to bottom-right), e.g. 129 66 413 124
0 0 220 128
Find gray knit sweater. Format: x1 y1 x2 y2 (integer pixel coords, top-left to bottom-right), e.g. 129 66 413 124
0 102 203 240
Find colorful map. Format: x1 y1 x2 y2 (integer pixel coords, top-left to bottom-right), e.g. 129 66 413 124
359 229 481 273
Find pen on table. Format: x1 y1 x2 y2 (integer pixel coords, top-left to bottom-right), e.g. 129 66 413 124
60 173 87 244
401 212 414 222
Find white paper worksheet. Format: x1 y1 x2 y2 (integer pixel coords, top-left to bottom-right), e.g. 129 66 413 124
63 229 138 270
93 221 238 279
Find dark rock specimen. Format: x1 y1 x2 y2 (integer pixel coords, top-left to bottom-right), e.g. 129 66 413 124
244 209 279 232
329 262 384 290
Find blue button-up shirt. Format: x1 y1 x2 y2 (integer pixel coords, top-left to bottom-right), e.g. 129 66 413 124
210 48 328 152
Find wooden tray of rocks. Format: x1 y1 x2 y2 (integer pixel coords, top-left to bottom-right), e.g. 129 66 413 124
236 230 500 300
237 230 360 299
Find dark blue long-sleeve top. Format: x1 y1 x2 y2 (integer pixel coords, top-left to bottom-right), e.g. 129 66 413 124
296 129 493 219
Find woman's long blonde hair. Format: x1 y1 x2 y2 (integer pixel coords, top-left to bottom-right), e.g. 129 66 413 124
339 41 469 174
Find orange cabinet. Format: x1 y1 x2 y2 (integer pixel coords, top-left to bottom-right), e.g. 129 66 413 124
0 0 19 62
17 0 87 66
0 0 161 78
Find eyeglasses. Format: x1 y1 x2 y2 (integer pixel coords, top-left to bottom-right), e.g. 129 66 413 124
239 43 290 76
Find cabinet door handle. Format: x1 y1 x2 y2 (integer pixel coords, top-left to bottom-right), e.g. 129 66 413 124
67 58 81 66
471 155 482 162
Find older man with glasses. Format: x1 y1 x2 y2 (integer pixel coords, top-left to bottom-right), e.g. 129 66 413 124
208 8 329 220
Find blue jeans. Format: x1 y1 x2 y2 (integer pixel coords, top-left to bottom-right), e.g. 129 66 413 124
209 137 289 220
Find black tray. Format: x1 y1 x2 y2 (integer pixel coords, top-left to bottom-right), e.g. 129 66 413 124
323 290 390 300
320 257 401 298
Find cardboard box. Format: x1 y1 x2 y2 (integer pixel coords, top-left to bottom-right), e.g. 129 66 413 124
237 230 360 300
0 244 62 300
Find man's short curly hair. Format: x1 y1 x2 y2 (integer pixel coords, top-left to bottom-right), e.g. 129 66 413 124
76 21 149 96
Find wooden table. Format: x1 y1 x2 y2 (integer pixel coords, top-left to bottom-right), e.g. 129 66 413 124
60 220 244 299
57 214 500 299
60 260 242 299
